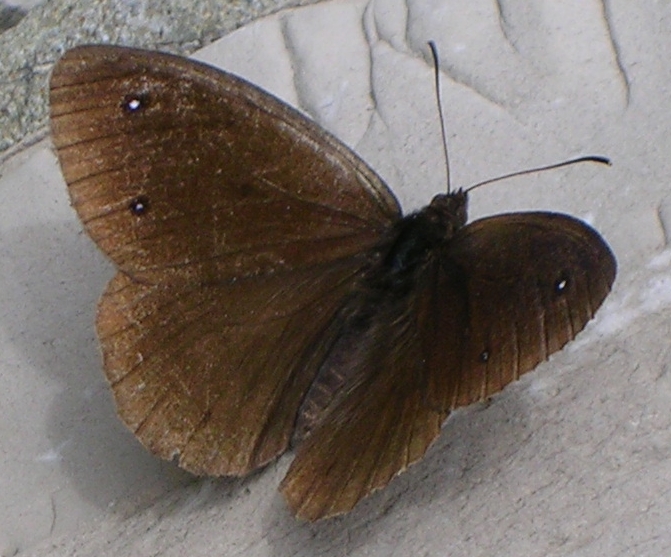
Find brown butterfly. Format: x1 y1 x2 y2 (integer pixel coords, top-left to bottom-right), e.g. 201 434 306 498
49 45 616 521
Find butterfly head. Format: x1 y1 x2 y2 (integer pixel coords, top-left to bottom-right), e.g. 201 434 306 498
425 189 468 237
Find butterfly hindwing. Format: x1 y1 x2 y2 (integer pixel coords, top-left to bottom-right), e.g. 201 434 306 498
98 261 367 475
280 276 445 520
281 211 615 519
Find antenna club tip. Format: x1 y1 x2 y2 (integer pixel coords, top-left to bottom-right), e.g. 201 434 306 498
589 155 612 166
465 155 612 193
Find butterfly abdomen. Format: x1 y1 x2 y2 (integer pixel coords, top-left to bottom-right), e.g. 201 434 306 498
293 191 470 441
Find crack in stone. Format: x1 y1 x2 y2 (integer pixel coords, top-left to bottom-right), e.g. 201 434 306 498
656 204 670 248
600 0 632 107
494 0 521 55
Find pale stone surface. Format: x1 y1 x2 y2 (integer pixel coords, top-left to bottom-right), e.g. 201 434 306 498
1 0 670 555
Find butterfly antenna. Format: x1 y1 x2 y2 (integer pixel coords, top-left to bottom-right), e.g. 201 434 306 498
464 155 611 193
428 41 451 194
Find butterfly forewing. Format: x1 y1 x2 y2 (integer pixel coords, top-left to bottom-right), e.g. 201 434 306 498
423 212 616 411
50 45 401 285
50 45 402 476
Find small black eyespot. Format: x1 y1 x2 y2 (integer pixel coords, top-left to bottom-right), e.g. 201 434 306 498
129 196 150 216
554 274 570 294
122 92 150 113
479 350 490 363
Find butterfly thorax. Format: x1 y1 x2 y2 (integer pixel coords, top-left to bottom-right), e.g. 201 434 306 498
378 190 468 291
293 190 469 442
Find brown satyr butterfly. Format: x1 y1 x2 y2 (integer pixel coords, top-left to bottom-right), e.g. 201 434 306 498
49 44 616 521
